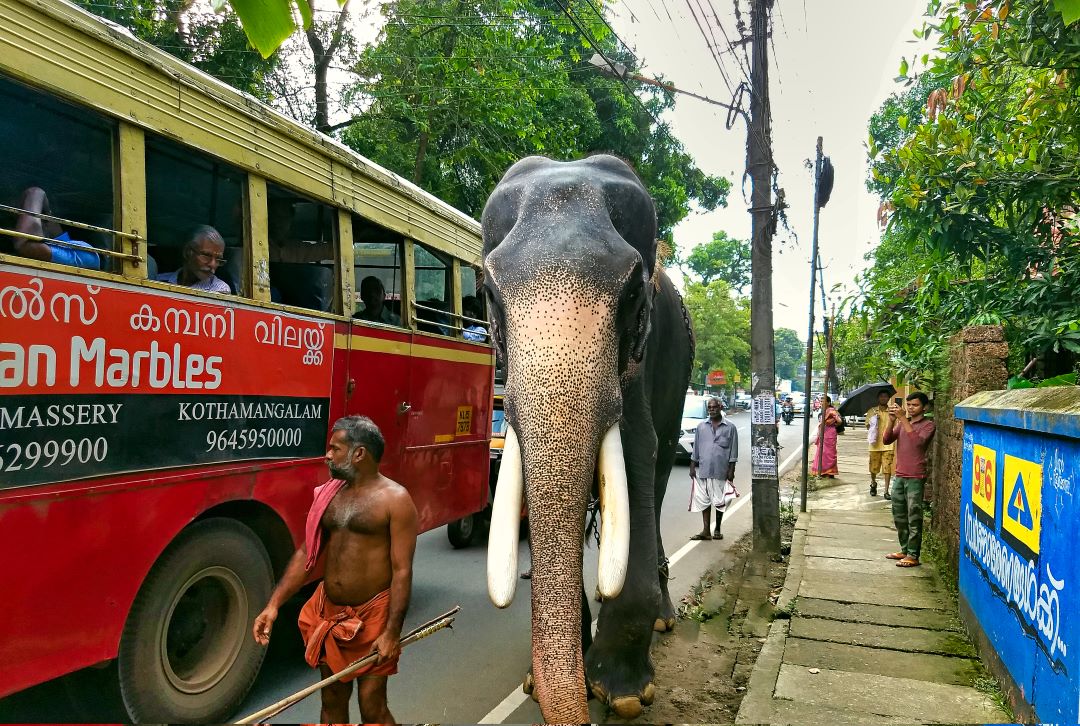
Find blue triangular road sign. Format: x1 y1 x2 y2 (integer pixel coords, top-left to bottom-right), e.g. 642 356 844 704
1007 471 1034 530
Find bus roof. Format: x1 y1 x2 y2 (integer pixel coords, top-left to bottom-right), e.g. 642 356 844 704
3 0 484 264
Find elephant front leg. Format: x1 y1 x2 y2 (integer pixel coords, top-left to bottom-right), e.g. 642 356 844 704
585 502 660 719
654 552 677 632
653 437 679 633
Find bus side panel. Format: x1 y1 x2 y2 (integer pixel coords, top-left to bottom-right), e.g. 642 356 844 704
343 324 412 489
0 460 320 698
403 345 492 532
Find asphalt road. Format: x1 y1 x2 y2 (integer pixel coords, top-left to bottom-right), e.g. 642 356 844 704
0 413 808 723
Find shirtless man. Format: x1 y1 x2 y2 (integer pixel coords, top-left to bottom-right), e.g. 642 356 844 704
253 415 418 724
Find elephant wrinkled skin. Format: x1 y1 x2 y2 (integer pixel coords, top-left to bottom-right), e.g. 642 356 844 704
481 155 693 722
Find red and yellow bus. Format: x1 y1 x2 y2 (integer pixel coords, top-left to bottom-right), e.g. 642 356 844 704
0 0 494 720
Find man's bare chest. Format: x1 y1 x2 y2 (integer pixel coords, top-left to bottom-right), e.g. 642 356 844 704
322 490 386 535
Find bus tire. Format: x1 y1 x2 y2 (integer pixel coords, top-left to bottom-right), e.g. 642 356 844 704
447 513 479 549
118 518 272 723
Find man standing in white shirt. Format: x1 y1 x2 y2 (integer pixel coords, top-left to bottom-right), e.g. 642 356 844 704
688 398 739 540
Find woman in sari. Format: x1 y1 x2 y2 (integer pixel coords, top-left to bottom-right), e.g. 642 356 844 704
812 395 841 478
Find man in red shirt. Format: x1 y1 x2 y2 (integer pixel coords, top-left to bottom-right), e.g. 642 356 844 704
882 392 935 568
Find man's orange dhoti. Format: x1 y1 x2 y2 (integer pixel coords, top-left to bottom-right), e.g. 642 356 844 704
297 583 398 680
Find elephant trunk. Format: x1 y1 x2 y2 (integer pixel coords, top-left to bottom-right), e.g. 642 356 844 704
525 442 591 723
492 282 626 721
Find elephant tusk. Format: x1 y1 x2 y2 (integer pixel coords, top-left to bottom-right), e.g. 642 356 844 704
487 425 524 608
597 423 630 599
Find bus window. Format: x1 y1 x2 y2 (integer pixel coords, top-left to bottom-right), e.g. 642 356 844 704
352 216 404 327
414 243 452 335
0 74 114 271
266 184 338 313
146 135 246 294
460 264 488 343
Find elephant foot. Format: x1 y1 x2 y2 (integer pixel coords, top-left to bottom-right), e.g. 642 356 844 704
589 680 656 719
586 642 656 720
522 671 539 703
652 616 676 632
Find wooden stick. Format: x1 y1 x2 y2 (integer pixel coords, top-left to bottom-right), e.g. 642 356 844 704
236 606 461 724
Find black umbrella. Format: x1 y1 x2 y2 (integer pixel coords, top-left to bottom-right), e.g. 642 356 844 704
837 382 896 418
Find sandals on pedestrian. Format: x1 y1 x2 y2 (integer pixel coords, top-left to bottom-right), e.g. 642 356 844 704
885 552 906 560
897 557 921 568
713 531 724 540
690 533 712 541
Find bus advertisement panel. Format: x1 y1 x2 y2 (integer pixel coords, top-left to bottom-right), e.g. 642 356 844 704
0 268 333 487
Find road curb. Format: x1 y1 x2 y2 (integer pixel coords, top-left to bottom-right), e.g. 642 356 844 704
735 618 789 723
776 511 808 613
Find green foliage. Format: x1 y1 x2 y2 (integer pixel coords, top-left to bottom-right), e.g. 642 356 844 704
72 0 282 101
683 277 750 390
859 0 1080 384
226 0 313 59
773 328 804 381
685 231 750 292
339 0 730 232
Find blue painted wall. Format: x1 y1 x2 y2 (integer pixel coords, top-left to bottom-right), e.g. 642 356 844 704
957 419 1079 721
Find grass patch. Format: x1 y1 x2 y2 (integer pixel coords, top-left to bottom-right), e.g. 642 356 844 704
777 595 799 619
973 673 1015 722
678 569 723 623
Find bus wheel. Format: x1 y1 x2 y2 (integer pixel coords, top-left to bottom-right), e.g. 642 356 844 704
118 518 272 723
447 513 479 548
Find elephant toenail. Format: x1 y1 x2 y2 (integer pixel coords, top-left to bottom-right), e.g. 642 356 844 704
653 617 668 632
642 682 656 705
589 680 609 703
610 695 644 719
522 671 534 696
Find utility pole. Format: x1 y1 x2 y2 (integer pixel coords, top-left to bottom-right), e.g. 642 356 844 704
826 302 837 398
799 137 822 513
748 0 779 554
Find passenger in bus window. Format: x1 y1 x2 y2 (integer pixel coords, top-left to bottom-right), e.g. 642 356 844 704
354 276 401 325
462 295 488 342
156 226 231 293
268 199 334 263
11 187 100 269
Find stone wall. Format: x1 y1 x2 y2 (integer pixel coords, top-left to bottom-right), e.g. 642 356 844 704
930 325 1009 575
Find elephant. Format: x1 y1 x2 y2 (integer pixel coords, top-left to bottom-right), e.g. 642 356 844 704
480 154 694 722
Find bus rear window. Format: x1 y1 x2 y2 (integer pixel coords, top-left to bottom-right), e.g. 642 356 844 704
0 74 115 271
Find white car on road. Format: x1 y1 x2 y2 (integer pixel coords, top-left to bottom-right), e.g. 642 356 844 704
676 394 711 463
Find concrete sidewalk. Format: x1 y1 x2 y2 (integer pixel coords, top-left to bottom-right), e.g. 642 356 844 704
736 430 1007 724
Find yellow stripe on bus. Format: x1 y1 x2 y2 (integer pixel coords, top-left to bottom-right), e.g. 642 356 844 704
333 333 494 366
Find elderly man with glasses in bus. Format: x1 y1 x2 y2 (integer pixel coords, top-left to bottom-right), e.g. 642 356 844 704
156 225 231 293
253 415 418 724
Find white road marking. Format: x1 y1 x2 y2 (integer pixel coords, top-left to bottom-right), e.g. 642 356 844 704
479 439 804 724
480 683 531 723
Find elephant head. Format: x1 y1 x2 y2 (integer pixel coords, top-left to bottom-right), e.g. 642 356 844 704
480 155 659 722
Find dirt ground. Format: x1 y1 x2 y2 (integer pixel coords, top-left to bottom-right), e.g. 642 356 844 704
629 517 796 723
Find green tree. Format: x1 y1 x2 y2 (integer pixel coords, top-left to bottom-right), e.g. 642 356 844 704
72 0 282 101
859 0 1080 384
683 278 750 389
339 0 730 232
773 327 803 381
685 231 750 292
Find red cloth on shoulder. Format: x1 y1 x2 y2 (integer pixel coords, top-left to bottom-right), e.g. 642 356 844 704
304 478 347 571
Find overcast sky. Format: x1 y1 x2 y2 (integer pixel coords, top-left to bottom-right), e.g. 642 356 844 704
607 0 929 336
